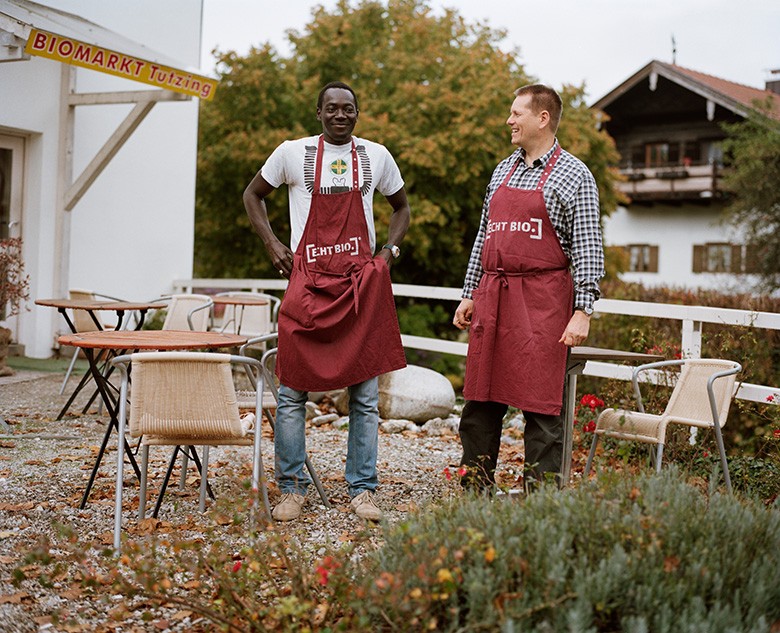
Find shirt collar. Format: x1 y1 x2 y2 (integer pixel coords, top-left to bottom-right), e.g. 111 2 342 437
517 139 560 168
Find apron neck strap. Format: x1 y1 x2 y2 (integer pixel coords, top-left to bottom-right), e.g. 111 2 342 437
500 144 563 190
314 135 359 192
535 145 562 191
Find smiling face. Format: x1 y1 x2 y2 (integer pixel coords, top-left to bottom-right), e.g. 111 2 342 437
317 88 359 145
506 93 544 148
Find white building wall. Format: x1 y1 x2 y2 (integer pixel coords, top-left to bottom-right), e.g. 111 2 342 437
603 203 757 294
0 0 204 357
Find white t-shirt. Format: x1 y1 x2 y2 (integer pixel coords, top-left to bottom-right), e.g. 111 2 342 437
261 135 405 252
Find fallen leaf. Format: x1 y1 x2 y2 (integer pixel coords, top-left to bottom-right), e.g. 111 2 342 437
130 517 162 534
170 610 192 621
0 591 32 604
0 502 36 511
59 584 83 600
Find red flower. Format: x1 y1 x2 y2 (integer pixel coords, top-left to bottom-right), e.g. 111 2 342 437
767 395 775 403
583 421 596 433
579 394 604 411
457 466 468 477
232 560 242 573
773 429 780 439
443 467 452 481
315 556 340 586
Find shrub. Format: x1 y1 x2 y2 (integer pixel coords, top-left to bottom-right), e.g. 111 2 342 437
22 471 780 632
351 470 780 632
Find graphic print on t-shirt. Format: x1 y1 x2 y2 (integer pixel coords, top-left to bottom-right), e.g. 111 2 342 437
303 144 372 195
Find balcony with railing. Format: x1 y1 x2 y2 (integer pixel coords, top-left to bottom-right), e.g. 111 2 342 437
617 161 724 202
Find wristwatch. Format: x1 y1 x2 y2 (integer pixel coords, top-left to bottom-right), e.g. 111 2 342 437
382 244 401 259
577 306 594 316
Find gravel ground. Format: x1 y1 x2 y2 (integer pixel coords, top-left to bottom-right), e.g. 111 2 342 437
0 369 525 632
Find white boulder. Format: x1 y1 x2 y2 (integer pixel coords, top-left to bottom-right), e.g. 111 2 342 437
378 365 456 423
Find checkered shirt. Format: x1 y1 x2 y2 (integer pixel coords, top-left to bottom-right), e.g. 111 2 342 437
462 141 604 312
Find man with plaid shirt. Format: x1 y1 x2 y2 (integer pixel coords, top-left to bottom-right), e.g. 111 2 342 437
453 84 604 492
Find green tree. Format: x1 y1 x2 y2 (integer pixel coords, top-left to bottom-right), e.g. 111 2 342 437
195 0 622 289
722 98 780 291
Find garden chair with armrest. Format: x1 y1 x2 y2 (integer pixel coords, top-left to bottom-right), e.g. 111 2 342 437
583 358 741 493
110 351 272 553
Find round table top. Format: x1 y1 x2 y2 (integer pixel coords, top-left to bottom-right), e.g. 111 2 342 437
36 298 167 311
211 296 270 306
58 329 248 350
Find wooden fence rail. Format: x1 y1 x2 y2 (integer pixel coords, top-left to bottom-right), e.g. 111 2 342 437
174 279 780 405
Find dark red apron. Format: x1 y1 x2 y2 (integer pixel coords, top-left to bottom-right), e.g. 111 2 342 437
463 147 573 415
276 135 406 392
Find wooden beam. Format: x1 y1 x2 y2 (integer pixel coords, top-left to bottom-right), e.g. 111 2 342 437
54 64 75 298
68 90 190 106
64 100 156 211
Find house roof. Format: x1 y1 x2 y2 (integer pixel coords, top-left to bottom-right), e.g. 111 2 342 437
592 60 780 121
0 0 195 71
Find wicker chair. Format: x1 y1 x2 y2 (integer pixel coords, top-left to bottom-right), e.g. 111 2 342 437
584 358 741 492
59 289 136 394
160 293 213 331
110 352 271 552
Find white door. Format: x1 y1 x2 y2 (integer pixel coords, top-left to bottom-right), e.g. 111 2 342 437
0 134 25 338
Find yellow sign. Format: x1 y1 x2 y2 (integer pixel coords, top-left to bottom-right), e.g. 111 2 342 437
25 28 217 100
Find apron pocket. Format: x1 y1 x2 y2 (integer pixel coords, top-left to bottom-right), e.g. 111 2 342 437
279 271 314 328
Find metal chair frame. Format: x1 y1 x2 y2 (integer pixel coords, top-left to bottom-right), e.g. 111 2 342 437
584 358 741 492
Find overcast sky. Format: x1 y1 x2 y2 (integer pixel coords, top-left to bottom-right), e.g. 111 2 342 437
201 0 779 103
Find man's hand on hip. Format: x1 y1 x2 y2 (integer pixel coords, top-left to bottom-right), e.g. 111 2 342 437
453 299 474 331
559 310 591 347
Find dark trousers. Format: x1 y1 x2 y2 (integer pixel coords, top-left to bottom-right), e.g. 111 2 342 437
458 399 564 492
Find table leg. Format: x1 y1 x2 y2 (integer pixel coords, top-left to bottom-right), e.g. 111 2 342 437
151 446 215 518
57 362 98 420
57 307 76 334
57 307 105 418
562 360 586 487
78 349 142 508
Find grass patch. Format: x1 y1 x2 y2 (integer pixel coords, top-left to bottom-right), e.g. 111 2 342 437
7 355 88 374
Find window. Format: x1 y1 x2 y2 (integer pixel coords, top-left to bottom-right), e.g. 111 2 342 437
625 244 659 272
692 243 743 273
645 143 670 167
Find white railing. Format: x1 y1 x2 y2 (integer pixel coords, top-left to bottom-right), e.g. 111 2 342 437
174 279 780 405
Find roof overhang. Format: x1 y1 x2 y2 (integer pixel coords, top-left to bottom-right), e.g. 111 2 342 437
592 60 749 119
0 0 216 99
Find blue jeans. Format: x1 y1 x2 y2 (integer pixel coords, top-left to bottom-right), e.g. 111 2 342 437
275 377 379 498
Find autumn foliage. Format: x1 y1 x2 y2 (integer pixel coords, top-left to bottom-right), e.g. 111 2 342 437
194 0 622 288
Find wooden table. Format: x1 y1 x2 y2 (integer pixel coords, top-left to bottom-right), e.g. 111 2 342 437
36 298 166 333
37 298 169 418
563 347 664 484
57 329 248 508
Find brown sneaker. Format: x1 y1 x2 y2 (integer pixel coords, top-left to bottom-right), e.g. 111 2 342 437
350 490 382 521
272 492 305 521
